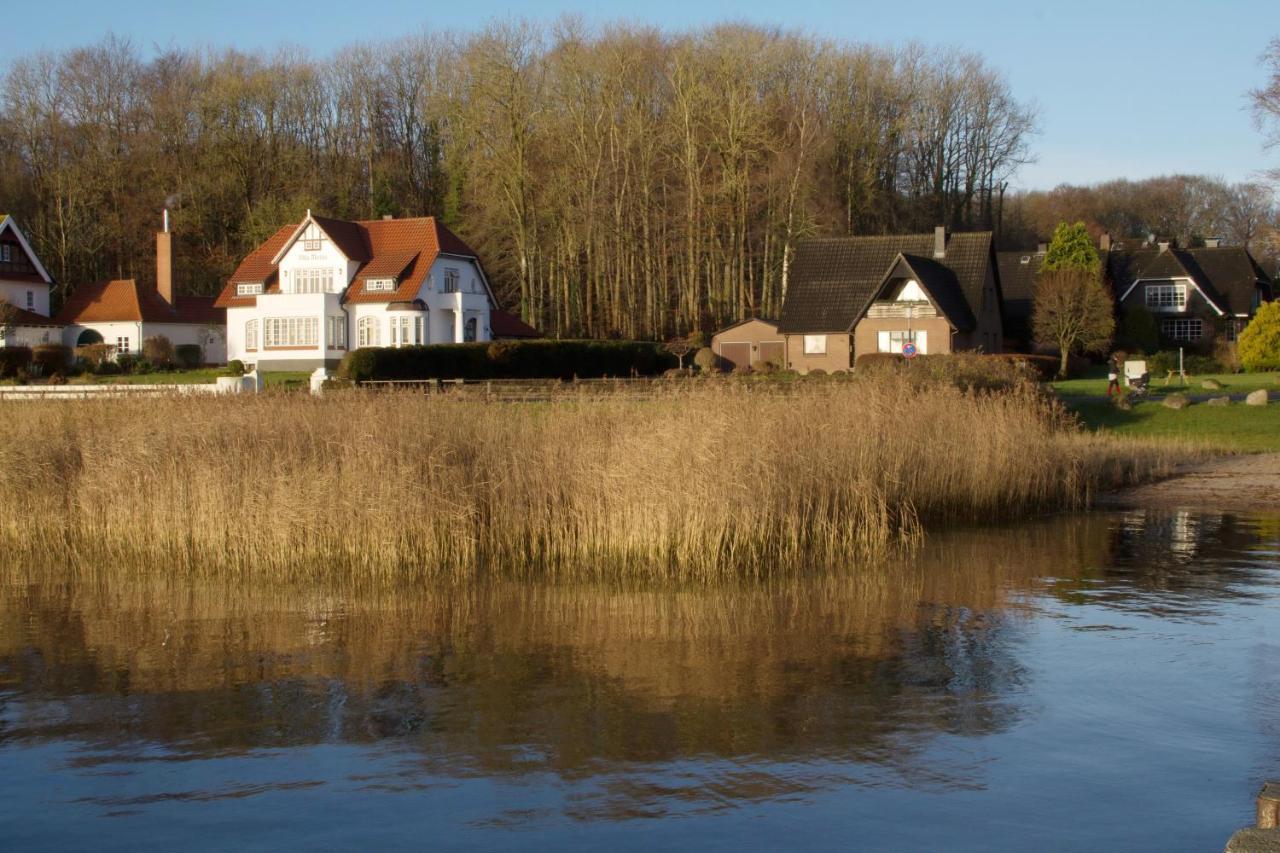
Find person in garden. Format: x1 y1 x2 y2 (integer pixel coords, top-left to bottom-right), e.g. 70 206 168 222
1107 356 1121 397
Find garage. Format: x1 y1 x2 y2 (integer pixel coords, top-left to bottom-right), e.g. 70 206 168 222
710 318 783 371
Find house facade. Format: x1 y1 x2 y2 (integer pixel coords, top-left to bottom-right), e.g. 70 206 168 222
0 214 60 347
776 228 1004 373
1109 241 1273 351
216 213 495 371
55 217 225 362
711 318 784 370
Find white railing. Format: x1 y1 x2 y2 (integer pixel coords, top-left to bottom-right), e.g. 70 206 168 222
865 301 936 319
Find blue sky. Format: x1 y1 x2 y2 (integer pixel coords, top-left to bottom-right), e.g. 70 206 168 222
3 0 1276 191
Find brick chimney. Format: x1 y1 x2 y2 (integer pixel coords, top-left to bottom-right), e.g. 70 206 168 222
933 225 947 259
1100 232 1112 252
156 208 173 306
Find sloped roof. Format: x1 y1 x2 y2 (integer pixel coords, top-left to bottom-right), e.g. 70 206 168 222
216 216 485 309
779 232 994 333
996 250 1045 340
490 309 542 339
1107 246 1273 316
0 214 54 284
55 279 223 325
1 300 59 326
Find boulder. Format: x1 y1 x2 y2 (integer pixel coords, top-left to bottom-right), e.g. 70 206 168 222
1113 395 1133 412
1162 393 1190 410
1201 378 1223 390
1207 395 1231 407
1247 389 1270 407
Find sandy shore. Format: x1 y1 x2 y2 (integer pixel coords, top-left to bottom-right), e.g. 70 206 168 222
1100 453 1280 512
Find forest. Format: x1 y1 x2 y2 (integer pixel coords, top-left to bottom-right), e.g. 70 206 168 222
0 22 1036 338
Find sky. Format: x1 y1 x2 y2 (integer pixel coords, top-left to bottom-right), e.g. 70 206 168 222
2 0 1276 191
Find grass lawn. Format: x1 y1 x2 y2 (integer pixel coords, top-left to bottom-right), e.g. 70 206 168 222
1068 398 1280 453
67 369 312 390
1053 366 1280 398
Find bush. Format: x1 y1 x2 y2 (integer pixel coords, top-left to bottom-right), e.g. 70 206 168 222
984 353 1059 382
134 358 156 375
1240 302 1280 372
0 345 34 379
337 341 678 383
95 360 121 376
76 343 115 370
142 336 175 369
692 347 717 373
854 352 905 373
32 343 72 375
225 359 246 377
1148 350 1224 377
115 353 139 374
175 344 203 369
1118 306 1160 354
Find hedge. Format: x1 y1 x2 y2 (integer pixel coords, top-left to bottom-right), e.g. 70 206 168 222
338 340 678 382
0 346 33 378
175 344 203 369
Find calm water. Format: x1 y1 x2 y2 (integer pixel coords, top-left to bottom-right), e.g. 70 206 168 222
2 511 1279 851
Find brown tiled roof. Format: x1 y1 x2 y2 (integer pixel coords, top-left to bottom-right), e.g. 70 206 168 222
55 279 224 325
216 216 483 308
0 301 59 326
1107 246 1274 315
491 309 541 338
996 250 1045 342
779 232 995 333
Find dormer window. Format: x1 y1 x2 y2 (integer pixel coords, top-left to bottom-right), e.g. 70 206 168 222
236 282 263 296
1144 282 1187 311
366 278 396 293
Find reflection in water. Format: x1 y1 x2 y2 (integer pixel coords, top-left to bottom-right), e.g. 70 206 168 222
1 511 1279 849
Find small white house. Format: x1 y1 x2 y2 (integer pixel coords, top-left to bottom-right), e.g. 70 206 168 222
0 214 60 347
216 212 497 371
55 215 226 362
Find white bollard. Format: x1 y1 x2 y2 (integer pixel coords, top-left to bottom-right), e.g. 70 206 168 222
310 366 330 396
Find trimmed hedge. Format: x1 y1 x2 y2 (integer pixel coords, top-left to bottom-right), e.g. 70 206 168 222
32 344 72 374
0 346 32 378
339 340 677 382
175 344 203 369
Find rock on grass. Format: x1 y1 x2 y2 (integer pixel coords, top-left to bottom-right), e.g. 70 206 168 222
1163 393 1190 410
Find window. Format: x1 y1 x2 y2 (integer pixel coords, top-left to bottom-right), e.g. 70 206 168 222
388 314 424 347
25 291 33 309
415 315 425 345
236 282 263 296
116 336 131 354
443 268 460 293
327 316 346 349
1161 318 1203 341
293 268 334 294
357 316 380 348
1145 283 1188 311
0 244 11 262
876 330 928 354
264 317 319 348
365 278 395 292
304 239 322 252
464 317 478 343
245 319 259 351
803 335 826 355
1225 318 1247 342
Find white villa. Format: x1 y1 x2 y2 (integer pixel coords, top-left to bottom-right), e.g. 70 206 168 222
217 212 496 370
0 214 60 347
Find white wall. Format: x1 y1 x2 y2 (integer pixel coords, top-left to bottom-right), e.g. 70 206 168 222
4 324 59 347
64 321 144 352
229 292 343 367
145 322 227 365
0 279 52 317
417 256 492 343
277 226 351 295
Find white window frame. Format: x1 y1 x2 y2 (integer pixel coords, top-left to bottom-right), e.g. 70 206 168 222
292 268 334 294
236 282 263 296
245 319 259 351
116 336 131 355
1161 318 1203 342
327 316 346 350
443 268 460 293
366 278 395 293
876 330 928 354
263 317 319 348
1144 283 1188 312
802 334 827 355
357 316 380 348
303 238 322 252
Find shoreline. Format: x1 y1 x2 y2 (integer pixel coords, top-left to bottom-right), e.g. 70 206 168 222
1098 452 1280 513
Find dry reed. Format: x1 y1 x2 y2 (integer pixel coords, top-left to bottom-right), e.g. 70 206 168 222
0 378 1177 580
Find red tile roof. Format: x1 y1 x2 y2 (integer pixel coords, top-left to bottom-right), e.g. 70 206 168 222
55 279 224 325
215 216 484 308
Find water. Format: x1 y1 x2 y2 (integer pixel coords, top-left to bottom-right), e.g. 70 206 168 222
2 511 1279 851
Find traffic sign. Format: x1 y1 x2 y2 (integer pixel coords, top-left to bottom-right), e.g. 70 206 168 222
902 341 918 359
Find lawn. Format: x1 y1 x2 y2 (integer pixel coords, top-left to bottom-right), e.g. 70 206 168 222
1068 398 1280 453
67 369 312 390
1053 366 1280 398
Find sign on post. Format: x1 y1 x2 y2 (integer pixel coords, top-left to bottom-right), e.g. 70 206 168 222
902 341 918 359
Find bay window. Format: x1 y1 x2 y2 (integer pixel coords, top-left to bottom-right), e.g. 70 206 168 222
264 317 319 348
389 314 425 347
357 316 380 348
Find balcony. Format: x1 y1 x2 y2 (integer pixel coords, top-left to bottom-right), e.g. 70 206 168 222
866 300 935 319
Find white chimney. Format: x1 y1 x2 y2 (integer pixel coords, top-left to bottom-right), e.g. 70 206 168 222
933 226 947 259
1204 237 1221 249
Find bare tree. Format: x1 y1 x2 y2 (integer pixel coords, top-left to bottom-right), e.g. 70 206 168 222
1033 269 1116 379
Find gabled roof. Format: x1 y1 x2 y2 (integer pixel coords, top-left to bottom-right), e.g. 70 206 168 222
216 216 488 308
0 214 54 284
995 250 1045 341
490 309 542 339
779 232 994 333
55 279 223 325
0 300 60 326
1108 246 1273 316
889 254 976 330
712 317 779 336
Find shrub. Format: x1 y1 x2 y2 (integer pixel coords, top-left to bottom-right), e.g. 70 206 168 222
95 361 121 376
225 360 246 377
854 352 905 373
1213 338 1242 374
76 343 115 370
175 344 203 369
984 353 1058 382
115 353 139 374
339 341 678 383
1118 306 1160 354
1148 350 1223 376
142 336 175 369
1239 302 1280 372
134 358 156 375
0 345 33 379
693 347 717 373
32 343 72 375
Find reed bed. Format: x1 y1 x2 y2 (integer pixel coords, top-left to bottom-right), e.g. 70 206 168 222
0 378 1177 581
